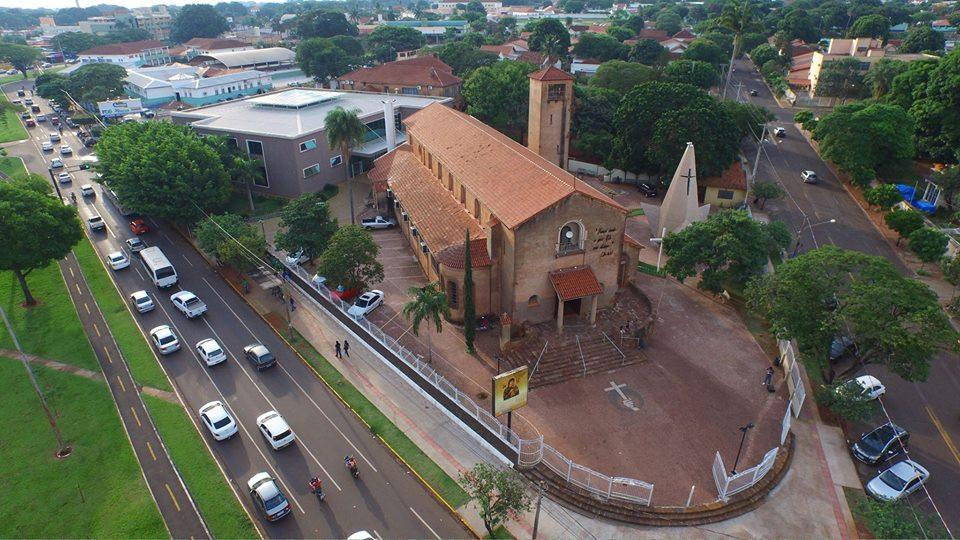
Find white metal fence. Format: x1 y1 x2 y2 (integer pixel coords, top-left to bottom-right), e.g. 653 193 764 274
779 339 806 417
712 447 779 502
287 264 656 505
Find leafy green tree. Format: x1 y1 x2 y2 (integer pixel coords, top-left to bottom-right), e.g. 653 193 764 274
231 156 264 213
624 14 646 34
864 58 908 100
329 35 364 58
747 245 955 383
368 26 426 62
171 4 230 43
528 19 571 59
885 58 937 110
848 14 891 41
463 231 476 354
274 193 339 261
50 32 104 56
864 184 903 209
324 106 366 225
458 463 532 537
740 32 767 54
590 60 656 93
909 50 960 164
463 60 534 141
630 38 666 65
884 208 925 246
908 227 948 268
793 110 814 125
663 210 789 293
777 8 820 44
682 38 726 65
296 38 350 82
0 180 83 305
655 10 682 35
749 43 781 69
296 9 358 38
665 59 718 88
402 281 450 363
66 63 128 106
572 33 627 62
316 225 383 291
749 181 785 209
606 26 633 42
815 58 869 102
722 100 774 140
930 166 960 211
95 122 231 223
941 255 960 298
0 44 41 78
434 41 497 77
719 0 760 59
854 498 949 540
813 102 915 183
699 31 735 60
814 382 879 421
571 85 619 161
193 213 266 271
899 25 945 53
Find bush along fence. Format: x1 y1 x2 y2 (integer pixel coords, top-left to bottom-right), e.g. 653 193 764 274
283 261 801 520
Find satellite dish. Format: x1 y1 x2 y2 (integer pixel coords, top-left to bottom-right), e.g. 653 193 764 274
565 230 574 239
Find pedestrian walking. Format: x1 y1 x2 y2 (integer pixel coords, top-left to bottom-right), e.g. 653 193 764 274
763 367 775 392
289 297 296 312
335 341 342 358
343 339 349 357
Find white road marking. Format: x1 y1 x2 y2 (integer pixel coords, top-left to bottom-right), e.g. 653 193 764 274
181 254 195 267
134 266 146 282
409 507 441 540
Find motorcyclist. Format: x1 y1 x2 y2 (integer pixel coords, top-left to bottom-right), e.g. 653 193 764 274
70 192 77 204
344 455 358 476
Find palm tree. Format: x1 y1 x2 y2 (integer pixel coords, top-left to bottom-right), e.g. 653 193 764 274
402 282 451 364
324 106 367 225
232 156 264 213
719 0 760 96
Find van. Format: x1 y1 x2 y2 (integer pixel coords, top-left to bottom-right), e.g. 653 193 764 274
138 246 178 288
87 213 106 231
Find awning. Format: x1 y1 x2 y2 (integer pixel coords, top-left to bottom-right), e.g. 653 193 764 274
352 131 408 158
549 266 602 301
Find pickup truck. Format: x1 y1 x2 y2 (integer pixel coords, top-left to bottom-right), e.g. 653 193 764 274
361 216 396 230
170 291 208 318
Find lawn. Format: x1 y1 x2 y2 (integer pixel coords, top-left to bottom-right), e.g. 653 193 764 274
222 189 288 218
0 266 98 370
0 361 166 537
0 155 26 177
144 395 258 539
0 94 27 143
72 238 171 391
285 329 470 508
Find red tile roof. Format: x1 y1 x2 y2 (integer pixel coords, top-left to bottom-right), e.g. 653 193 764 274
79 39 167 56
480 44 516 57
338 55 461 88
398 104 624 229
701 161 747 191
517 51 547 65
184 37 252 50
549 266 603 301
529 66 573 81
436 238 493 269
636 29 669 41
672 29 695 40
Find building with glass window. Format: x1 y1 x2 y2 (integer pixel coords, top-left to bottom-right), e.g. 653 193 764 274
124 64 272 107
334 55 461 105
170 88 451 198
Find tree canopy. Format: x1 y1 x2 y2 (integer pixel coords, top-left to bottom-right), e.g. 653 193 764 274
864 58 908 99
848 14 890 41
368 26 426 63
463 60 534 140
655 10 682 35
296 37 351 82
815 58 870 101
193 213 266 271
908 227 948 266
0 43 41 78
629 38 666 65
170 4 230 43
433 41 497 77
665 59 719 88
274 193 339 261
572 84 619 160
459 463 532 537
590 60 656 93
573 32 628 62
527 18 572 58
296 9 358 39
899 25 944 53
682 38 727 65
316 225 384 291
884 208 925 245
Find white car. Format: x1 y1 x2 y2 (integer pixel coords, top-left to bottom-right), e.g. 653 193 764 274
196 338 227 367
57 172 72 184
106 251 129 270
49 132 60 142
50 157 63 168
80 184 95 197
866 460 929 501
125 236 146 252
59 144 72 155
170 290 208 318
285 248 308 265
348 290 384 318
256 411 296 450
839 375 886 401
247 472 291 522
199 401 238 440
800 170 819 184
347 532 376 540
130 290 155 313
41 141 53 152
773 127 786 138
149 325 180 354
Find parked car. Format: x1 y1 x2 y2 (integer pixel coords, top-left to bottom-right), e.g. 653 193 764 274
24 98 33 105
80 184 95 197
57 172 72 184
141 109 155 118
17 89 25 97
800 170 819 184
637 182 658 198
749 89 758 96
41 141 54 152
49 132 60 142
850 423 910 465
347 290 384 318
837 375 886 401
149 325 180 354
199 401 237 440
866 460 929 501
125 236 146 252
773 127 786 138
50 157 63 168
170 291 207 318
130 218 149 235
196 338 228 367
59 144 72 155
256 411 296 450
361 215 396 230
106 251 130 270
247 473 291 522
244 343 276 371
130 290 155 313
285 248 308 265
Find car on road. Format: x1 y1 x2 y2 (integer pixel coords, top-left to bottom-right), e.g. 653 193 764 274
18 110 28 119
125 236 146 252
130 218 149 235
57 172 72 184
749 89 758 96
36 114 46 122
285 248 308 265
50 116 59 125
84 137 99 148
850 423 910 465
244 343 276 371
196 338 227 367
80 184 95 197
30 105 41 113
49 132 60 142
106 251 130 270
24 98 33 105
838 375 886 401
256 411 296 450
773 127 786 138
141 109 155 118
50 157 63 168
130 290 155 313
347 532 375 540
65 117 76 128
637 182 658 198
170 290 208 318
149 325 181 354
41 141 53 152
199 401 237 440
866 460 929 501
87 213 105 231
59 144 72 155
25 118 35 127
362 215 396 230
348 290 384 318
800 170 818 184
247 472 291 522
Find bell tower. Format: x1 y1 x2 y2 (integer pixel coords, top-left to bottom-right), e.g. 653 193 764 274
527 66 573 169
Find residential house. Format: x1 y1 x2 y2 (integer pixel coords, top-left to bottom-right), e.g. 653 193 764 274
700 161 747 208
78 39 171 68
808 38 936 97
334 55 462 103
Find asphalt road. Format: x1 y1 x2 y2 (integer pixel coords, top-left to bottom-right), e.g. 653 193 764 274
729 60 960 533
5 81 469 539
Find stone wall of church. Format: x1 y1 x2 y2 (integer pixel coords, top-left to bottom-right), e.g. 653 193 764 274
438 263 494 323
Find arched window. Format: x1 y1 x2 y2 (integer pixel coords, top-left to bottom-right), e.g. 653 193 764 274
558 221 584 255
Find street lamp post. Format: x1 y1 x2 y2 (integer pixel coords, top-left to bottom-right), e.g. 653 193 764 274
791 217 837 257
731 422 755 475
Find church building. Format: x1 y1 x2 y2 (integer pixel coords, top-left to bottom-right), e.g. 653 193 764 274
370 67 640 331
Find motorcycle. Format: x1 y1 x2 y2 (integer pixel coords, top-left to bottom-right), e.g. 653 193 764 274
308 477 325 502
345 456 359 479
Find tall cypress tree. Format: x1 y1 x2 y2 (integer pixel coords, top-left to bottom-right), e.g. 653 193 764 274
463 230 476 353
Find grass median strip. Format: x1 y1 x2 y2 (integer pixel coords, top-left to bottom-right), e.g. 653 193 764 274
285 329 470 508
0 94 27 143
0 155 26 177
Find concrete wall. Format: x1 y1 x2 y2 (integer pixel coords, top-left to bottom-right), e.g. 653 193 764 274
703 186 746 208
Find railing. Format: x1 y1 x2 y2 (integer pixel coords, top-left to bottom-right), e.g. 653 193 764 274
779 339 806 417
575 335 586 376
712 447 779 502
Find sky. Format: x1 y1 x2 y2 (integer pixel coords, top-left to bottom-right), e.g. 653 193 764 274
0 0 224 9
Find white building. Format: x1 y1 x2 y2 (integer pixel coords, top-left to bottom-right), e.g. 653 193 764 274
124 64 273 107
78 39 171 68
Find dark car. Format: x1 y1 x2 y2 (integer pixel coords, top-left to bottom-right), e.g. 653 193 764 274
20 111 30 120
244 343 276 371
31 105 41 113
84 137 99 148
638 182 658 198
850 423 909 465
17 89 25 97
749 89 758 96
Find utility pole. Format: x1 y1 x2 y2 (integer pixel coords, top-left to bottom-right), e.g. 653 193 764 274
735 81 745 103
751 125 767 183
532 481 545 540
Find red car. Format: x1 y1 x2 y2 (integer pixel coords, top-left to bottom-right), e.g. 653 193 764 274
25 119 36 127
331 287 359 302
50 116 60 125
130 218 149 235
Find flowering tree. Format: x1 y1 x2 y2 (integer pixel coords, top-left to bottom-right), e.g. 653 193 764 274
458 463 532 536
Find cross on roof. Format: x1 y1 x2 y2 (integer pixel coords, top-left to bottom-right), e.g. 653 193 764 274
681 168 695 196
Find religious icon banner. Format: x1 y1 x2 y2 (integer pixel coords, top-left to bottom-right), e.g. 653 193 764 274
492 365 529 417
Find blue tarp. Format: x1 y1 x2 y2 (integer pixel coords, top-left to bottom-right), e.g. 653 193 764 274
896 184 936 214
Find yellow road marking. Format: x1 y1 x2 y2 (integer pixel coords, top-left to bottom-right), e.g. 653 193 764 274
165 484 181 512
131 407 141 427
75 283 82 295
926 406 960 466
103 346 112 364
93 323 101 337
115 375 126 392
84 303 90 314
146 441 157 461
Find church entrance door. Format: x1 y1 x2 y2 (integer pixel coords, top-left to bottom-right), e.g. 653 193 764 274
563 298 581 317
